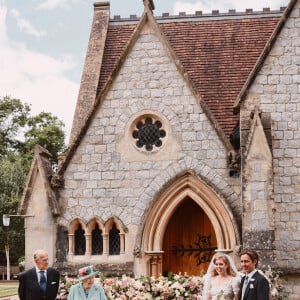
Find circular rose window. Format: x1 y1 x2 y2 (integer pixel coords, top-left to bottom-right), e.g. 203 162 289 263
132 117 166 151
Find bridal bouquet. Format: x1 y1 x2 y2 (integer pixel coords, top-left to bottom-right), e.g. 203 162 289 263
214 290 232 300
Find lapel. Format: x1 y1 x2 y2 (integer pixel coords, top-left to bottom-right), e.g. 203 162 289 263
46 268 53 289
75 282 101 299
84 284 100 300
243 271 258 299
29 268 40 290
30 268 40 288
78 283 88 299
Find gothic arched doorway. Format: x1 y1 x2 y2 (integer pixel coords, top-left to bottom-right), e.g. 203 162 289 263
163 197 217 276
140 172 240 277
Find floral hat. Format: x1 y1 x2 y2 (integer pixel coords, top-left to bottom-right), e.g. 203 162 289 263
78 265 97 281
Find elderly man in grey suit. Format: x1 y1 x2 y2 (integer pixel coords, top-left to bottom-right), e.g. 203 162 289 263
238 250 269 300
18 249 60 300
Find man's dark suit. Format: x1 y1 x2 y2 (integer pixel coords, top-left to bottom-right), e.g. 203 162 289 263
238 270 269 300
18 267 60 300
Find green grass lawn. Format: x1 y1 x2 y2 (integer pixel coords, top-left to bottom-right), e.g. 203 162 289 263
0 281 18 297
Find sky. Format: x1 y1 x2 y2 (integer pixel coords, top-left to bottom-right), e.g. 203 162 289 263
0 0 290 143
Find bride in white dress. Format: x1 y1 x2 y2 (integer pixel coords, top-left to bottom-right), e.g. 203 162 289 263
202 252 240 300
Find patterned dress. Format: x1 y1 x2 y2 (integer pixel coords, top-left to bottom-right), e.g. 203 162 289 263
204 276 240 300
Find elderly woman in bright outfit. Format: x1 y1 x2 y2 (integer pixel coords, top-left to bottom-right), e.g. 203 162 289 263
67 265 107 300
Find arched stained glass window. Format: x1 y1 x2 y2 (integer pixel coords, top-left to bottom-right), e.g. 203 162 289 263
109 223 120 255
74 224 85 255
92 223 103 255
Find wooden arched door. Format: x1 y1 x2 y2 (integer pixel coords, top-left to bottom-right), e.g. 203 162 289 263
162 197 217 276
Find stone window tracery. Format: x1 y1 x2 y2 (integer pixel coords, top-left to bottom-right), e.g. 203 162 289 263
109 223 120 255
132 116 166 151
74 224 86 255
67 218 126 258
92 223 103 255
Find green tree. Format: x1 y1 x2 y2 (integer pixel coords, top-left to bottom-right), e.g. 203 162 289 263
0 96 66 164
0 96 67 265
0 96 30 156
0 155 27 265
24 112 66 165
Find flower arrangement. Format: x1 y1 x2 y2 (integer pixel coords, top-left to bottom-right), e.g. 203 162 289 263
57 267 289 300
57 275 77 299
261 266 290 300
102 273 203 300
57 272 203 300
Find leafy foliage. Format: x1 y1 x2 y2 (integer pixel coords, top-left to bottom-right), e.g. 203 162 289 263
0 96 30 156
24 112 66 164
263 266 290 300
0 155 27 264
0 96 66 265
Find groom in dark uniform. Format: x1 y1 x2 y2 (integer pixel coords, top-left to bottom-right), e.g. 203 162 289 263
18 249 60 300
238 250 269 300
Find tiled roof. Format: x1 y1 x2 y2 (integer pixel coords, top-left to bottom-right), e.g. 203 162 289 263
96 13 281 139
160 17 281 137
97 25 136 95
234 0 297 111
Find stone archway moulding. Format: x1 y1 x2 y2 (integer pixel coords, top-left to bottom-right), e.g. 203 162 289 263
142 172 240 254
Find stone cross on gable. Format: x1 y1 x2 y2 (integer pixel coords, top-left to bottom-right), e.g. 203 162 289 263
143 0 155 11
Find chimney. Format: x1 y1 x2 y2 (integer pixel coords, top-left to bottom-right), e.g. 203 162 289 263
69 2 110 146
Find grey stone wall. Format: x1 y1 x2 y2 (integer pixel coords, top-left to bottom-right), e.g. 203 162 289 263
58 31 241 240
241 2 300 295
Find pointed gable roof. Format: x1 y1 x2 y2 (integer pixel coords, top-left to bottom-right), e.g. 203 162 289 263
19 145 60 216
58 0 238 178
61 1 284 180
94 6 283 139
234 0 297 112
245 107 272 160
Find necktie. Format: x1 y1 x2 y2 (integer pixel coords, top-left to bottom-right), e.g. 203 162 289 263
241 276 249 299
40 271 47 294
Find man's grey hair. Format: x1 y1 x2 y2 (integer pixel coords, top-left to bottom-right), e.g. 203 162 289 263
33 249 48 261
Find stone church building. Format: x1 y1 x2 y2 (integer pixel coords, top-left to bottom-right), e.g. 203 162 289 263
20 0 300 296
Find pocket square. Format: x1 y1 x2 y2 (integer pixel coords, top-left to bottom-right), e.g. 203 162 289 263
250 284 254 288
51 281 57 285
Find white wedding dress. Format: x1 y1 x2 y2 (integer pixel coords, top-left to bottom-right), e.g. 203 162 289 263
203 275 240 300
